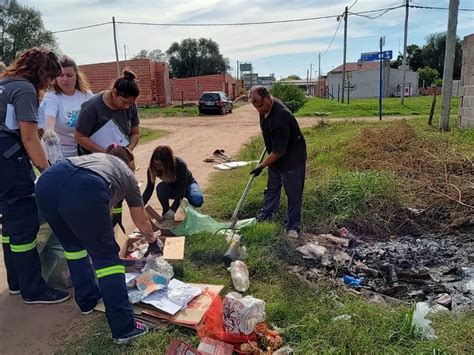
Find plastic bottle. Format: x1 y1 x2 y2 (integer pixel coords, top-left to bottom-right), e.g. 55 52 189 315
342 274 363 287
229 260 250 292
41 130 63 164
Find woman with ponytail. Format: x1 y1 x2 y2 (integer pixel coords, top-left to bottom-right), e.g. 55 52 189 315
74 69 141 155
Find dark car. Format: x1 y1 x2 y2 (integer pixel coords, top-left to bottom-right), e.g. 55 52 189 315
198 91 233 115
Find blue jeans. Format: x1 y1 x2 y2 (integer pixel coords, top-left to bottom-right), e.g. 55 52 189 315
156 181 204 213
258 164 306 231
0 136 48 298
36 160 134 338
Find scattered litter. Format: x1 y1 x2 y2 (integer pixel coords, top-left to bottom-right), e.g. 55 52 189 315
332 314 352 321
342 275 363 288
203 149 233 164
165 339 199 355
223 292 265 335
273 345 295 355
435 293 452 308
295 243 326 261
197 337 233 355
213 160 258 171
412 302 437 340
229 260 250 292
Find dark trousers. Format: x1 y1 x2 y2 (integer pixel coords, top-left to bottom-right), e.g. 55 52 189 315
156 181 204 213
36 160 134 338
0 136 48 298
258 164 306 231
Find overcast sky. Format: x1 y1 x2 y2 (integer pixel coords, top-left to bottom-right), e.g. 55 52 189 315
21 0 474 79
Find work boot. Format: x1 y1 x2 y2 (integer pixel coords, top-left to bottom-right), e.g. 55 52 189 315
81 297 103 315
286 230 299 239
113 321 149 345
23 287 70 305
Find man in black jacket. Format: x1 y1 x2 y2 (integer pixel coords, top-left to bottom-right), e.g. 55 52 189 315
249 86 307 238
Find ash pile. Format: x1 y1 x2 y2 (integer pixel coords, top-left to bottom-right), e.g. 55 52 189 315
284 228 473 311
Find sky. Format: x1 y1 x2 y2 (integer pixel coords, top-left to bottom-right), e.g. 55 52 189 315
21 0 474 79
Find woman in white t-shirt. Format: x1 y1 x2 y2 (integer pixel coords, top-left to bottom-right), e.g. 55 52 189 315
42 56 93 157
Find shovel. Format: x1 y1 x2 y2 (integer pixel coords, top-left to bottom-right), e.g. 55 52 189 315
222 147 267 267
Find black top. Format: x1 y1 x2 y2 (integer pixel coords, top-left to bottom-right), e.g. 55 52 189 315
260 98 307 172
142 157 196 211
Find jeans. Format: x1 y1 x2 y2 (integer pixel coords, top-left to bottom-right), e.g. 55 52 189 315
0 136 48 298
156 181 204 213
36 160 134 338
258 164 306 231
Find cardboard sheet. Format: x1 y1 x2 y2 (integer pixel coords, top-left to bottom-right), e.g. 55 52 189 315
95 283 224 329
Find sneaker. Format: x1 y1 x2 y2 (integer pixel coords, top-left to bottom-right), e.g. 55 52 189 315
286 230 299 239
9 289 21 295
81 298 103 315
113 321 149 345
23 287 70 305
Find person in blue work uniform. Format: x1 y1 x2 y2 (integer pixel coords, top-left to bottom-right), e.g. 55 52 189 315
143 145 204 221
0 47 70 304
249 85 307 239
36 145 155 344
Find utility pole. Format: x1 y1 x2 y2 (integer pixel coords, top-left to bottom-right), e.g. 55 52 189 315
112 17 120 76
341 6 348 103
309 63 313 95
318 52 321 97
236 60 239 79
439 0 459 131
306 70 309 95
400 0 409 105
123 45 127 61
379 36 384 120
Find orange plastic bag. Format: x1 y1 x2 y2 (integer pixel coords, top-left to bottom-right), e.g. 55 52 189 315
197 290 256 345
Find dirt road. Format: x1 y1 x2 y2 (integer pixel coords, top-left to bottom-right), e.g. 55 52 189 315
0 104 410 353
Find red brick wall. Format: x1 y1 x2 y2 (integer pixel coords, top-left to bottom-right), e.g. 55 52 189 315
79 59 171 107
170 73 242 101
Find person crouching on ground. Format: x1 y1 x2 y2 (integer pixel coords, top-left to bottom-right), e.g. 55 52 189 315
249 85 307 239
35 145 155 344
142 145 204 222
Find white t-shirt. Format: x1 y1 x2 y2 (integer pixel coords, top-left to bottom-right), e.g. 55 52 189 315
41 90 93 157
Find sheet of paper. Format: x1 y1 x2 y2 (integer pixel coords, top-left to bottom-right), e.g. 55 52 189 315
141 279 202 315
90 119 129 148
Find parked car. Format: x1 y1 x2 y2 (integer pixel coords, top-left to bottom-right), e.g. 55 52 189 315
198 91 233 115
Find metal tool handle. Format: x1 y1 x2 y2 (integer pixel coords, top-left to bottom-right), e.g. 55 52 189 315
228 147 267 229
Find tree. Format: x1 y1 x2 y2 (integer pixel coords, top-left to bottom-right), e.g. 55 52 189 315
166 38 229 78
285 75 301 80
422 33 462 80
0 0 57 65
391 44 423 71
418 67 439 87
132 48 166 62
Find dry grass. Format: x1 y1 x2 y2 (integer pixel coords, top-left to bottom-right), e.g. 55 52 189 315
344 121 473 233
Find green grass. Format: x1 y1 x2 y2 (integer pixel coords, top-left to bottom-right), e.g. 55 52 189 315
139 102 244 119
297 96 460 118
62 115 473 353
139 127 168 145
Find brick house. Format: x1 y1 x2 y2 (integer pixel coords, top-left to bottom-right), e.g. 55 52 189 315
79 59 172 107
170 73 244 101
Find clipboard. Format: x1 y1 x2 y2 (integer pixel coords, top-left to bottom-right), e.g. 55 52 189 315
90 119 129 148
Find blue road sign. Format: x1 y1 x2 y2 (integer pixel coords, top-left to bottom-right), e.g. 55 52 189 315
360 52 379 62
360 50 393 62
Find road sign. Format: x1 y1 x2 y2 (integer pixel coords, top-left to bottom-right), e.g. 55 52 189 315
360 50 392 62
239 63 252 72
360 52 379 62
382 50 393 60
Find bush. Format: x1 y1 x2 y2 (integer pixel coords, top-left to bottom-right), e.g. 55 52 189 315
270 83 306 113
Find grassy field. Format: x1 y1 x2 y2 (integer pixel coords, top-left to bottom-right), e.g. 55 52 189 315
297 96 460 118
63 115 473 353
139 102 244 119
139 127 168 145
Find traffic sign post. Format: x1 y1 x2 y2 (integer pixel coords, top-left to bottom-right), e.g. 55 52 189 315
379 37 384 121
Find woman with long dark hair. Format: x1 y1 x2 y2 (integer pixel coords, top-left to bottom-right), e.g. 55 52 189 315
143 145 204 221
0 47 70 304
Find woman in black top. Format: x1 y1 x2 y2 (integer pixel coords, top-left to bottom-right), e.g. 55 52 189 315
142 145 203 221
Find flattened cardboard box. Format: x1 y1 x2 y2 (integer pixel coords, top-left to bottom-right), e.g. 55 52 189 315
115 226 185 260
95 284 224 329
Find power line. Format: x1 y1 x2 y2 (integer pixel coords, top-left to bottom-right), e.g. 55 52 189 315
52 21 111 34
409 4 474 12
320 15 343 57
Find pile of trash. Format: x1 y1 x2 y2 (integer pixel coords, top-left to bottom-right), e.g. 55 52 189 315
284 227 473 311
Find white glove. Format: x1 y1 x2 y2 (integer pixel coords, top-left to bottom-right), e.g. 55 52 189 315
163 210 175 221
